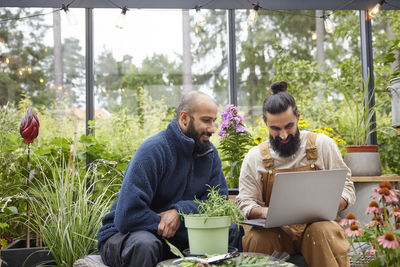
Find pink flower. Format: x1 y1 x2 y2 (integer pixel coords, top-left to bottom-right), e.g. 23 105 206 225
345 224 362 237
340 212 359 226
365 201 381 215
371 182 399 204
377 232 399 249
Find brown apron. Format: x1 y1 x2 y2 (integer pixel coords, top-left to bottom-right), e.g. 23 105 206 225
243 132 320 248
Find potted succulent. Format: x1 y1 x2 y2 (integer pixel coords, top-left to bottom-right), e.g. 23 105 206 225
180 186 244 255
341 81 381 176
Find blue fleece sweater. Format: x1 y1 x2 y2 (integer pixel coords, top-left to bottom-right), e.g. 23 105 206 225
97 119 228 249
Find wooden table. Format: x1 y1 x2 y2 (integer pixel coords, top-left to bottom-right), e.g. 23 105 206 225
350 174 400 183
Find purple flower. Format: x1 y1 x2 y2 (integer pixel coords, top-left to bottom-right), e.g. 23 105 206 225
218 104 248 137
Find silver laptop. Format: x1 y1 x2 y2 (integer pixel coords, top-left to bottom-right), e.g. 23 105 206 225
243 169 347 228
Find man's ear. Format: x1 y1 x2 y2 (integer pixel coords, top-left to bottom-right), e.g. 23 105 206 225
263 114 267 125
179 111 189 126
296 109 301 120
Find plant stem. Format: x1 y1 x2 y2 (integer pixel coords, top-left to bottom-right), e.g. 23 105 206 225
26 142 31 248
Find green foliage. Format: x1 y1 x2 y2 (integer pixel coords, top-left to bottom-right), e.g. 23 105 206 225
378 128 400 175
218 105 254 188
0 8 53 106
28 158 122 266
181 186 244 224
219 131 254 188
340 78 378 146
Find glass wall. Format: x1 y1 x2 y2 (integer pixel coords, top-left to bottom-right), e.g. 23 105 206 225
0 7 86 137
92 9 229 153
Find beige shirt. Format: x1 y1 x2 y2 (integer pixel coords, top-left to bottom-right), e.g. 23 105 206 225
236 130 356 218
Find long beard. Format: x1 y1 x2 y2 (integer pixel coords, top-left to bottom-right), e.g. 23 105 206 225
185 120 212 154
269 128 300 157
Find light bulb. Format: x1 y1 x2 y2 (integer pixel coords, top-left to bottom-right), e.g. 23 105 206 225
116 6 128 29
39 77 44 84
311 32 317 41
369 1 384 17
5 57 10 64
28 67 32 74
194 6 206 27
246 4 260 28
324 17 334 33
62 4 78 26
194 24 200 36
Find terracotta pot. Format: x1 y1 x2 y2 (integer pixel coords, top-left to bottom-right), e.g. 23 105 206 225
346 145 377 153
344 145 381 176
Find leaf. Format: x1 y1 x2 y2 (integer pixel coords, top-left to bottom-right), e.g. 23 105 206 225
79 135 97 146
0 222 9 230
5 206 18 214
163 239 185 258
35 147 52 155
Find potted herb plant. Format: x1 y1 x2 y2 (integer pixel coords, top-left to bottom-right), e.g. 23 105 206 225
180 186 244 255
341 81 381 176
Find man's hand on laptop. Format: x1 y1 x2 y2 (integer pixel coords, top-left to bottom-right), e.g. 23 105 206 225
248 206 268 219
338 197 348 212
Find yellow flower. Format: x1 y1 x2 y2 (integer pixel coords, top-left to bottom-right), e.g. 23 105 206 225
298 118 310 129
253 135 264 145
258 126 268 133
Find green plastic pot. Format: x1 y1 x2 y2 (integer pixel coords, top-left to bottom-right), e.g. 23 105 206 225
184 215 230 255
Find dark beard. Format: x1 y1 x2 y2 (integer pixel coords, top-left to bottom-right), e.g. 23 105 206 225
185 119 212 155
269 128 300 157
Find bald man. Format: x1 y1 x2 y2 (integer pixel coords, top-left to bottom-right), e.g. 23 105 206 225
97 92 243 267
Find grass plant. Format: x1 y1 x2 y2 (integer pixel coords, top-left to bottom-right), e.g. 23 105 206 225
27 157 121 266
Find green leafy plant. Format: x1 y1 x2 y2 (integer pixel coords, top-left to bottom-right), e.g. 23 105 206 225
218 104 254 188
340 77 378 146
27 157 122 266
180 186 244 224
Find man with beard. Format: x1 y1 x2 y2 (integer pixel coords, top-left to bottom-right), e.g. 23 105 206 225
97 91 243 267
236 81 355 267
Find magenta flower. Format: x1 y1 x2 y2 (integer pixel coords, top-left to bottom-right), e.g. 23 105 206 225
371 187 399 204
365 201 381 215
340 212 359 226
377 232 399 249
371 182 399 204
20 108 40 143
345 224 362 237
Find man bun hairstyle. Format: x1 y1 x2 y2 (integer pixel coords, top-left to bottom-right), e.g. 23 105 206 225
262 81 298 121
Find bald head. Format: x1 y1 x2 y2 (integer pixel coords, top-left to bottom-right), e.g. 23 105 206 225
176 91 216 119
177 91 218 153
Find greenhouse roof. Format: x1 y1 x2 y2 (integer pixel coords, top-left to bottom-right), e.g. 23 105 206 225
3 0 400 10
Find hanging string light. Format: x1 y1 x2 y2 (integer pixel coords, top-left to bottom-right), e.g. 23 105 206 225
321 12 334 33
369 0 385 17
61 3 78 26
246 2 260 28
311 32 317 41
193 5 207 36
116 6 128 29
194 5 206 27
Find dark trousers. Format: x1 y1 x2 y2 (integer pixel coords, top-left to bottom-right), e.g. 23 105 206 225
100 223 243 267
